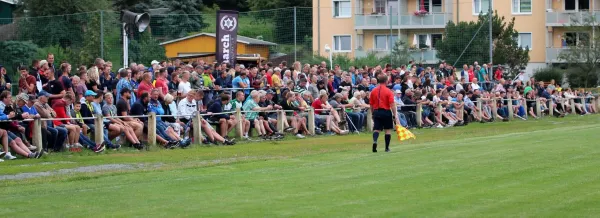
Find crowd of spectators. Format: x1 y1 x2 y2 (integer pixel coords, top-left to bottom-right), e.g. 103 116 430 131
0 54 597 162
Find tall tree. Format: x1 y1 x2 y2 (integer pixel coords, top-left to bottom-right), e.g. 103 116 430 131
558 13 600 88
153 0 208 39
113 0 153 12
17 0 110 48
436 10 529 75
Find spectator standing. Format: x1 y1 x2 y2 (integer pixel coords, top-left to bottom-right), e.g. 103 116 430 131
116 69 137 106
19 66 37 95
178 71 192 97
232 71 250 95
137 73 153 99
0 65 11 93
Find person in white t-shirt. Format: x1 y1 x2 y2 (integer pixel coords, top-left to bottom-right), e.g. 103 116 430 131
178 71 192 96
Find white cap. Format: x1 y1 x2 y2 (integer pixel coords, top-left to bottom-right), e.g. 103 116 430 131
239 64 245 69
151 60 159 65
395 90 402 94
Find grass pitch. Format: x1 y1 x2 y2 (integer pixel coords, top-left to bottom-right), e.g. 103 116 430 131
2 116 600 217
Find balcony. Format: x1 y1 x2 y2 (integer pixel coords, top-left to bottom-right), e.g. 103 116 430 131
355 13 452 29
354 49 439 64
546 10 600 26
409 49 439 64
546 47 566 63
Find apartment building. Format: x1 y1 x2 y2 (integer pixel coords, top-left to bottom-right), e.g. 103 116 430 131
312 0 600 73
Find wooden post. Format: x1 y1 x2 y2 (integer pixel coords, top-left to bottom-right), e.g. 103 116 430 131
307 108 315 135
147 113 156 146
596 96 600 111
366 108 373 132
32 118 43 152
477 98 483 120
192 112 202 144
592 98 598 114
507 98 514 120
523 99 529 119
491 98 498 121
547 99 554 117
416 103 423 127
570 98 576 114
277 110 285 132
436 102 443 122
235 107 243 138
535 99 542 117
94 116 104 145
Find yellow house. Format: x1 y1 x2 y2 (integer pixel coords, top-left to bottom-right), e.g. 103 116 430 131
160 33 277 62
313 0 600 74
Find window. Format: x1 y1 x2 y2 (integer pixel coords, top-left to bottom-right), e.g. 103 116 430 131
417 0 442 12
512 0 531 14
565 0 589 11
333 35 351 52
565 32 590 46
374 0 386 14
516 33 532 49
431 34 443 48
418 34 428 49
333 0 351 18
473 0 491 14
374 35 399 50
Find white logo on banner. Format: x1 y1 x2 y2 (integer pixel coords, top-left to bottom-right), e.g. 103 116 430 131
220 16 237 31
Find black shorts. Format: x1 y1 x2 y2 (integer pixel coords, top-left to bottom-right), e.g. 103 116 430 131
373 109 394 131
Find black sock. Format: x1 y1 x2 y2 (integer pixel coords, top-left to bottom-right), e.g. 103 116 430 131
385 134 391 149
372 132 379 144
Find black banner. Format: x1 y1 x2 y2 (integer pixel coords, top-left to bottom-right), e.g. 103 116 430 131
216 10 239 65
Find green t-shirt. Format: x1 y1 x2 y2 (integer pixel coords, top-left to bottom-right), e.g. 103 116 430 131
242 99 260 120
202 74 213 88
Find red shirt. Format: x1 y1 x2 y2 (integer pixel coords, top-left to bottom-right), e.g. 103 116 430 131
369 84 394 110
137 81 153 98
467 70 475 82
19 75 36 94
51 99 70 126
266 72 273 87
312 99 323 115
494 69 503 81
154 78 168 95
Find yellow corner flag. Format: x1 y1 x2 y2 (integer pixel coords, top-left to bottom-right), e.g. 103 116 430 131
395 125 416 141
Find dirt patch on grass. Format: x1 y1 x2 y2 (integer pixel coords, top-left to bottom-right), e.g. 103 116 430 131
0 163 163 181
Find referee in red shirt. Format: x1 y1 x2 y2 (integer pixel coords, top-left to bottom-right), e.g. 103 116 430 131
369 73 400 152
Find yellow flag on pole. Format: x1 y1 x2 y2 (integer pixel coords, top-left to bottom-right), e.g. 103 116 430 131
395 124 416 141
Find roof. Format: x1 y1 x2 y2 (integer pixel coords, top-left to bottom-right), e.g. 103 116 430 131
0 0 16 4
159 33 277 46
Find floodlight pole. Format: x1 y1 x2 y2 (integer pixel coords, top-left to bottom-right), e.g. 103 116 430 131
123 23 129 68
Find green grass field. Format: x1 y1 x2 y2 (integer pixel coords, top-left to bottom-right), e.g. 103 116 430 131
2 116 600 217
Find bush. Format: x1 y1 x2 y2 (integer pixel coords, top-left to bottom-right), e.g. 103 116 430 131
566 69 599 88
533 67 564 84
301 53 390 70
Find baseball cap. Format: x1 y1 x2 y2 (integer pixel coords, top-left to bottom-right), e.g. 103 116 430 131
85 90 97 97
151 60 159 65
266 89 275 95
37 90 51 98
395 90 402 94
240 64 245 69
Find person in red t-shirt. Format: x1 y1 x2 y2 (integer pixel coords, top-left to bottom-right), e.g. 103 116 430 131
311 93 346 135
137 73 153 98
18 66 37 94
154 68 169 96
494 67 503 81
369 74 400 153
51 94 83 149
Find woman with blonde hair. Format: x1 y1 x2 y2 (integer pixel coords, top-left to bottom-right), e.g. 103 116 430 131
86 66 100 92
